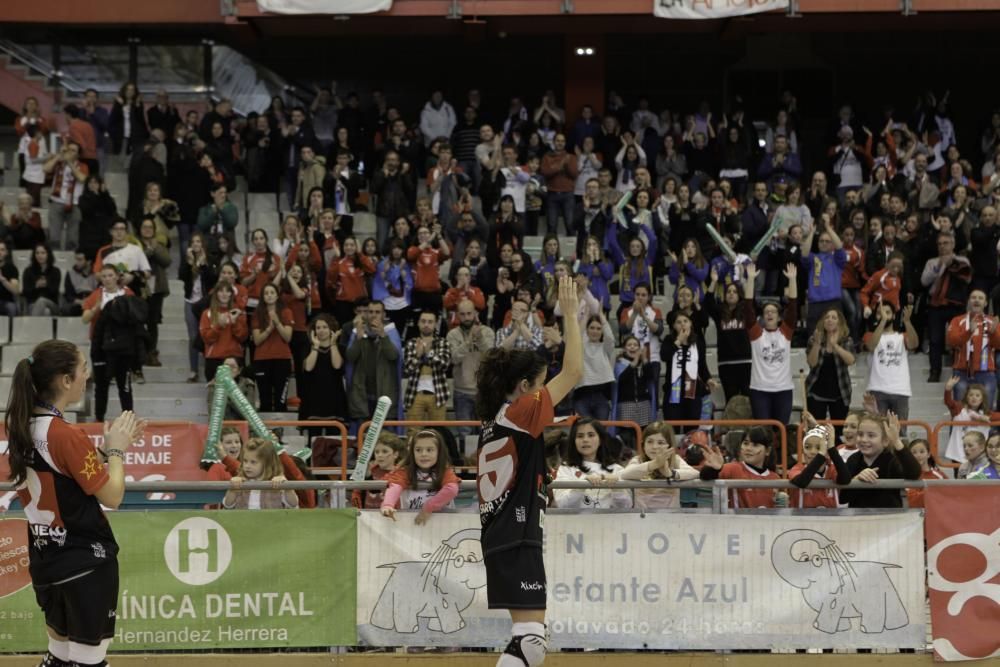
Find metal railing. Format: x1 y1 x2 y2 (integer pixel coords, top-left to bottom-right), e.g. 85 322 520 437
7 478 993 515
233 418 351 479
355 418 646 454
930 420 998 469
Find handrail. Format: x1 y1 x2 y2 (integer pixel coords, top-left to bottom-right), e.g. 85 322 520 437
0 39 88 92
0 39 229 104
355 418 645 456
224 419 351 479
793 419 934 464
3 478 995 492
930 420 1000 469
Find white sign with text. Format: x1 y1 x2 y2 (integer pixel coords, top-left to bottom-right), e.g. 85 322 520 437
356 511 925 649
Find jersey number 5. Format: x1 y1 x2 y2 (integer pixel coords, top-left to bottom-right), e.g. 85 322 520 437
477 437 516 503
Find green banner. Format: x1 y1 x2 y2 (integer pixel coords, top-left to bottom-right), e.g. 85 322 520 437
0 510 357 651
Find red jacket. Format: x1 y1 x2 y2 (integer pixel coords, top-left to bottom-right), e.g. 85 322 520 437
443 286 486 328
199 308 248 360
407 245 445 293
841 244 866 289
860 267 902 312
946 312 1000 373
326 254 375 304
540 151 580 193
284 241 323 274
239 251 281 301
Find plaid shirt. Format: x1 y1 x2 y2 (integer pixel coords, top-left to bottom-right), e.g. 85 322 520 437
804 335 854 406
495 322 544 351
403 335 452 409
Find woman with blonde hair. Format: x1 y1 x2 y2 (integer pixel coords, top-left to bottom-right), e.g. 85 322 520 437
805 307 856 426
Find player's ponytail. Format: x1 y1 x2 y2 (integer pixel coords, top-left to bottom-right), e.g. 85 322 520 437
475 347 548 420
5 340 81 484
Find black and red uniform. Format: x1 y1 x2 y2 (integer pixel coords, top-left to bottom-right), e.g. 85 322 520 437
17 415 118 646
477 387 553 609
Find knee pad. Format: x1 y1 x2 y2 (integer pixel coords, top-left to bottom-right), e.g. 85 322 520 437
502 632 547 667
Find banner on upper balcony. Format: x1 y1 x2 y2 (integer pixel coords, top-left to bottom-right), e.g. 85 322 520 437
926 485 1000 661
653 0 788 19
257 0 391 14
356 511 925 649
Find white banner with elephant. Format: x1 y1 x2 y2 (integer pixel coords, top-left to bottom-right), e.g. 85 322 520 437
355 511 925 649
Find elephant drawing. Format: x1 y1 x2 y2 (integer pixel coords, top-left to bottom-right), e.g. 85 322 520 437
370 528 487 634
770 529 909 634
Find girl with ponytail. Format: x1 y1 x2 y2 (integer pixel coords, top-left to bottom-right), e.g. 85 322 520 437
5 339 145 667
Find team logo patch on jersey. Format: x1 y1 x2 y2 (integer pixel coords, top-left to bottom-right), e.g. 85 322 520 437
79 451 100 480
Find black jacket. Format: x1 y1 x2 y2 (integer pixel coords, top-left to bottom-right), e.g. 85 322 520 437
77 190 117 260
109 101 149 154
839 446 921 508
370 170 415 220
93 295 148 361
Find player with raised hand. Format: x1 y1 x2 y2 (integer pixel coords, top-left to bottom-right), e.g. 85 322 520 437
475 275 582 666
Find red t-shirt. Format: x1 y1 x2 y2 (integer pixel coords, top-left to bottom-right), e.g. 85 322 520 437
717 461 780 509
252 307 294 361
788 460 839 509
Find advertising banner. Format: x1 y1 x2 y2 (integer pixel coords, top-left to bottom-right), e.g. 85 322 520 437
0 510 356 651
257 0 391 14
926 486 1000 661
653 0 788 20
356 511 925 650
0 422 249 508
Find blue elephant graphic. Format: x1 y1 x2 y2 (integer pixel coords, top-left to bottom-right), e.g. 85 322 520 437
771 529 909 634
370 528 487 634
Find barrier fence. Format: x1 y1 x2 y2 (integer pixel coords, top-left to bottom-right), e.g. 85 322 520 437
0 479 996 657
930 420 1000 469
354 418 645 458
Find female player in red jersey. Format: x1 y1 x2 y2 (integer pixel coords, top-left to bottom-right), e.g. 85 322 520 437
475 276 582 667
5 339 145 667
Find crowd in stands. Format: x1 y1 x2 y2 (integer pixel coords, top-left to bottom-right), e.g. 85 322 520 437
8 82 1000 503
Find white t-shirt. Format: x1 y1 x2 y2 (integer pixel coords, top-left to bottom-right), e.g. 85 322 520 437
553 462 632 509
749 327 794 392
17 134 47 185
834 147 863 188
867 332 912 397
500 166 528 213
624 304 662 363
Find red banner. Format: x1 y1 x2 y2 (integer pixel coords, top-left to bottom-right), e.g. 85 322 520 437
926 486 1000 661
0 422 248 506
